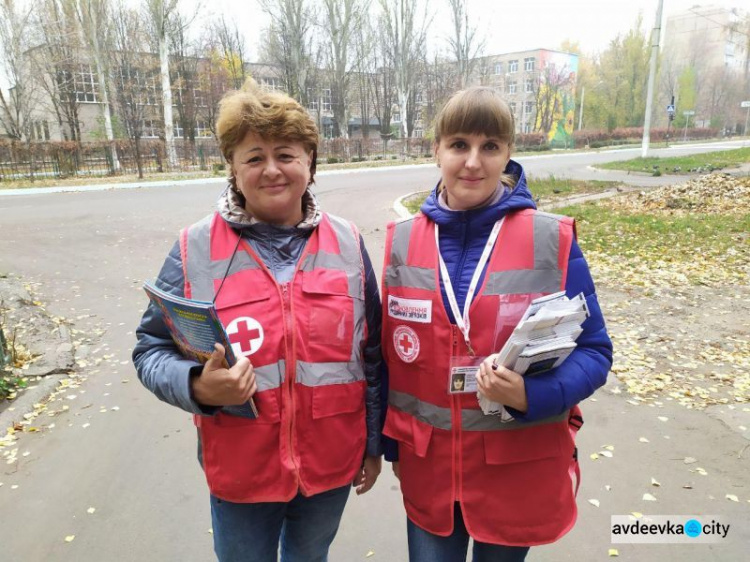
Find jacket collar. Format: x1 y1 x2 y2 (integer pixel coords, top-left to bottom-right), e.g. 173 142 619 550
420 159 536 229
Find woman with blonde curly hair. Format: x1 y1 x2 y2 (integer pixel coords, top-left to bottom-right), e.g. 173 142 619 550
134 80 383 562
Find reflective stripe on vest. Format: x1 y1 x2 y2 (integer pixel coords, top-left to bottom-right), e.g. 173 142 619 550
390 389 568 431
385 213 564 295
384 219 436 291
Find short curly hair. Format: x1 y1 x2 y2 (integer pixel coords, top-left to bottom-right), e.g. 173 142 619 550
217 79 319 181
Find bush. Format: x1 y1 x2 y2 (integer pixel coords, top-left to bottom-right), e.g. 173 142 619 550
326 157 340 164
212 163 226 175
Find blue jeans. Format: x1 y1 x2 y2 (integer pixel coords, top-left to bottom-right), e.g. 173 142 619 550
210 485 350 562
407 503 530 562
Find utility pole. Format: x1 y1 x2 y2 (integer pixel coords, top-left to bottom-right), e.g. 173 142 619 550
641 0 664 158
578 86 585 131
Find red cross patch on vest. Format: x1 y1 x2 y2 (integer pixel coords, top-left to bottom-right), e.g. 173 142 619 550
226 316 264 357
393 325 420 363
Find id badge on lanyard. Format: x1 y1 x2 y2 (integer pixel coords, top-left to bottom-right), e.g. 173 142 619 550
448 356 484 394
437 219 504 395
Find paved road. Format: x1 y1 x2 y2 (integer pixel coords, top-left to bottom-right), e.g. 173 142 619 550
0 142 748 561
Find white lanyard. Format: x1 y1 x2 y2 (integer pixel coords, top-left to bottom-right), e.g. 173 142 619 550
435 218 504 356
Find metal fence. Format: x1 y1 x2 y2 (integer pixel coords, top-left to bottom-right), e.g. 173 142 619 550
0 139 228 182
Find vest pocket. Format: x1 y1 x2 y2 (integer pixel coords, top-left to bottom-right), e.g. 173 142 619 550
311 380 366 419
383 409 434 458
302 270 358 354
482 422 567 465
199 392 283 499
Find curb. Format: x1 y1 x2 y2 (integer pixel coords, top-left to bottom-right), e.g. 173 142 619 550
0 276 76 430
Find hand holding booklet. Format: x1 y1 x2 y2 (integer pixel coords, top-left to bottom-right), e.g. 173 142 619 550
479 291 589 418
143 281 258 418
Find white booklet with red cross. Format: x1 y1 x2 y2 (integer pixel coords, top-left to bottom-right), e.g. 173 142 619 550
143 281 258 418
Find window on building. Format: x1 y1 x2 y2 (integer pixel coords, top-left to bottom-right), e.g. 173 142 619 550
30 120 51 141
509 102 517 115
144 73 160 106
195 121 212 138
193 87 206 107
74 64 99 103
523 122 532 133
524 57 535 72
392 112 401 122
494 62 503 75
173 121 184 138
524 101 533 115
509 60 518 73
307 88 318 110
524 78 534 93
322 89 332 112
260 77 282 91
506 81 516 94
142 119 161 138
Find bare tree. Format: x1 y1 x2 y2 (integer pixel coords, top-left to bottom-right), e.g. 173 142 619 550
377 0 428 138
144 0 180 168
420 50 457 133
0 0 39 140
370 19 396 145
446 0 484 88
320 0 368 140
259 0 316 104
111 3 154 178
169 10 199 160
352 16 377 139
196 32 233 139
33 0 83 141
211 15 247 89
75 0 120 171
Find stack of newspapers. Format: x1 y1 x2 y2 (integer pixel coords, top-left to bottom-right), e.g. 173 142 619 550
479 291 590 417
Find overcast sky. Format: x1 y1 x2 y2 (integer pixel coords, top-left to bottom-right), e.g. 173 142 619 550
198 0 746 60
0 1 745 90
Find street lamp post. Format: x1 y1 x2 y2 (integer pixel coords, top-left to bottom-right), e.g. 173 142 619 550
641 0 665 158
577 86 585 131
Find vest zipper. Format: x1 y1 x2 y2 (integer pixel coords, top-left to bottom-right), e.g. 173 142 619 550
281 282 301 490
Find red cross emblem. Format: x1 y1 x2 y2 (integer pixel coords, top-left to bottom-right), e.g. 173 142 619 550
393 325 420 363
226 316 264 357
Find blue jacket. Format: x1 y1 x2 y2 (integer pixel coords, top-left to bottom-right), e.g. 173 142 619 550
383 160 612 461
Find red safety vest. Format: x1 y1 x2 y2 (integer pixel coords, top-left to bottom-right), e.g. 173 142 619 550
181 212 368 503
382 209 582 546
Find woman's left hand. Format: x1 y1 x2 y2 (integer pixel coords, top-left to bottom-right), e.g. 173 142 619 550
476 355 528 413
353 455 382 495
